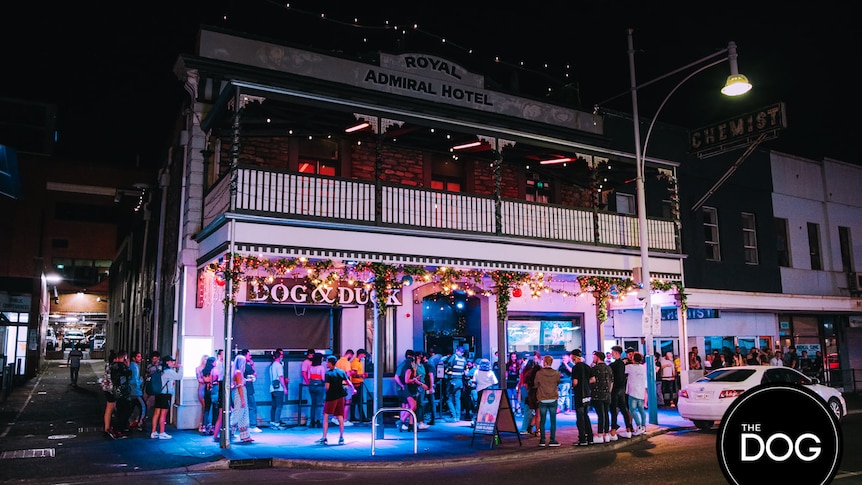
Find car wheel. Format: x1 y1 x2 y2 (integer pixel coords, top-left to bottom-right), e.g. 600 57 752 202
693 420 713 430
828 398 844 420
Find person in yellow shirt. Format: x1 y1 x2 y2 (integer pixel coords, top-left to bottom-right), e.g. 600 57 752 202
335 349 355 426
349 349 369 422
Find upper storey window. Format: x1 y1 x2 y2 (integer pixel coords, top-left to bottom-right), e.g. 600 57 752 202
298 138 340 176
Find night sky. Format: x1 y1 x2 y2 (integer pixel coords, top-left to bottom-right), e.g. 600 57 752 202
2 1 858 169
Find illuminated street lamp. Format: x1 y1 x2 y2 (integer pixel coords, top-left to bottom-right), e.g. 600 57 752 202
627 28 751 424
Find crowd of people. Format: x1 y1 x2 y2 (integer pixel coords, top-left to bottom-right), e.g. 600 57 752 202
94 342 829 446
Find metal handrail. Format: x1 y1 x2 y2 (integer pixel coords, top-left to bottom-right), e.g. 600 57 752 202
371 407 418 455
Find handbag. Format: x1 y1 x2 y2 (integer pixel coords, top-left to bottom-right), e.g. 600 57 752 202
270 365 281 390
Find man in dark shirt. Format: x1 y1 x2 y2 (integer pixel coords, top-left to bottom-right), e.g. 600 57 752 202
67 346 84 387
608 346 632 439
570 349 593 446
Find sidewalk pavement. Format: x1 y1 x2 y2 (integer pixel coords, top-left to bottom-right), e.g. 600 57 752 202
1 357 859 481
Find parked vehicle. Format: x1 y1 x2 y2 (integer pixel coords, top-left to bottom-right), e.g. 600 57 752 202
46 328 58 351
677 365 846 430
62 329 85 350
92 334 105 350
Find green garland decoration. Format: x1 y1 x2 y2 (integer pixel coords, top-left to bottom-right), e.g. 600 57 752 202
204 253 686 324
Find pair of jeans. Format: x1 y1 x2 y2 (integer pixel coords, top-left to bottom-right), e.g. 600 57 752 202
610 387 632 431
245 384 257 428
309 381 326 425
557 381 572 411
270 391 285 423
628 395 646 428
350 381 368 421
446 380 463 420
70 365 81 385
538 400 558 442
593 399 611 434
130 395 146 425
574 401 593 443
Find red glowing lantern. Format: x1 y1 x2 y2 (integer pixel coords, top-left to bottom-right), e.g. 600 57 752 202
512 288 522 298
215 273 226 286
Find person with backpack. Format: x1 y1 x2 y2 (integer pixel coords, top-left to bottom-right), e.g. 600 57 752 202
108 350 133 438
149 354 182 439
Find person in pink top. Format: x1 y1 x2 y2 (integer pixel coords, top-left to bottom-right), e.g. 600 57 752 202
300 349 314 426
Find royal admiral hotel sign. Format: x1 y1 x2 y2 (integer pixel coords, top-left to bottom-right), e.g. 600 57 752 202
197 29 598 134
246 278 403 306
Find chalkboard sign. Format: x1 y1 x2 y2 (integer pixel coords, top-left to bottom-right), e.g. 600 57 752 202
471 389 521 447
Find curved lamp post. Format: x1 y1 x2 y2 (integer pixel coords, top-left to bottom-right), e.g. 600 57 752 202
627 28 751 424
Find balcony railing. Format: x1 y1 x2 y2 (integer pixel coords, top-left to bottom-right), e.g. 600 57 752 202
203 167 678 252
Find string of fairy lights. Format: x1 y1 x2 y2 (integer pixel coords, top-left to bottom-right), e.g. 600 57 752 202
205 253 685 322
226 1 579 100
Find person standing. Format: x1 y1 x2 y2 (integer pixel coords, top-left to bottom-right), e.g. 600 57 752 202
232 354 254 443
469 358 498 428
335 349 355 426
142 351 160 426
100 350 118 439
769 350 784 366
317 355 355 445
504 352 522 416
199 356 216 434
110 350 133 437
570 349 593 446
660 351 677 408
420 351 437 425
241 349 261 433
625 352 648 435
786 346 799 369
349 349 369 423
443 345 467 422
557 352 573 414
128 350 146 431
590 351 614 443
269 349 288 430
413 351 430 429
307 352 327 428
608 346 632 439
67 346 84 387
393 350 422 431
533 354 561 447
211 349 227 441
300 348 315 426
150 354 181 439
194 354 209 432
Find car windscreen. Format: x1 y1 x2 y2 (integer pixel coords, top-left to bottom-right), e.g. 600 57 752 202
696 368 756 383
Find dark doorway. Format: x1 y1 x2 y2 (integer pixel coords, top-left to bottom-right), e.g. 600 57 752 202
421 290 480 359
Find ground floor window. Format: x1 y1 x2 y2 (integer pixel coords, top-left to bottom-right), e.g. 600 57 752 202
506 313 583 357
0 312 28 376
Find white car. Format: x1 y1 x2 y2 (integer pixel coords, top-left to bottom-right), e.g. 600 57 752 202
92 334 105 350
677 365 846 430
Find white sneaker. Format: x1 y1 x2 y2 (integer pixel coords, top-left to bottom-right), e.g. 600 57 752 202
401 424 409 431
250 426 262 433
330 417 339 425
158 432 172 440
632 427 644 436
342 421 353 427
618 429 632 439
609 432 619 441
417 422 430 430
150 432 159 439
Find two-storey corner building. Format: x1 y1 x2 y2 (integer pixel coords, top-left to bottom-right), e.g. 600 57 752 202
153 27 691 429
